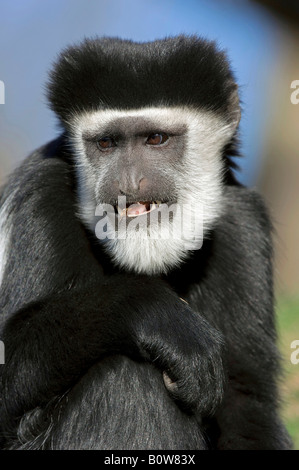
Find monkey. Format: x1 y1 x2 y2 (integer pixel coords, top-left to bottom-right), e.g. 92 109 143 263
0 35 292 450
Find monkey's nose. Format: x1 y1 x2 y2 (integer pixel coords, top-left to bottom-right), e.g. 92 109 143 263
139 177 149 192
118 175 147 196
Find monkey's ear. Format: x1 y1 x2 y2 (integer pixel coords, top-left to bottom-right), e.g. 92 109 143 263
228 83 241 132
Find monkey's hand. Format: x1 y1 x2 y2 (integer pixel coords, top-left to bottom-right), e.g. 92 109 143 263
2 275 224 420
121 276 226 417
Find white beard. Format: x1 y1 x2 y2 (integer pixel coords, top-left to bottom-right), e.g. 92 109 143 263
95 200 205 274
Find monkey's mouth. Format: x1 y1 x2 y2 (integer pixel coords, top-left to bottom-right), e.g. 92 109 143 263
117 201 162 218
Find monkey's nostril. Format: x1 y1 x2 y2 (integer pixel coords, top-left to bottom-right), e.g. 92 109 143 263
139 177 148 191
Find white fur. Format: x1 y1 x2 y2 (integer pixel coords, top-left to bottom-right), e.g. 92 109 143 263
68 107 236 274
0 193 13 288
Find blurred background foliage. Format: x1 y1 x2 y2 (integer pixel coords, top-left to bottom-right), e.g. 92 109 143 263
0 0 298 449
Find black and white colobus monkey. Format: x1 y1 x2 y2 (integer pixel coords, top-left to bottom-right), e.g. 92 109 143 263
0 35 291 450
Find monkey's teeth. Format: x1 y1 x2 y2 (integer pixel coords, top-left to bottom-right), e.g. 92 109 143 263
117 201 160 217
117 206 127 217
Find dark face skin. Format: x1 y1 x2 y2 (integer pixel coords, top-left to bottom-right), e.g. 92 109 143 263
82 116 187 207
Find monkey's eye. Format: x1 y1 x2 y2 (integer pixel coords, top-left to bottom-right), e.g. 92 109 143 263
97 136 116 150
146 133 169 146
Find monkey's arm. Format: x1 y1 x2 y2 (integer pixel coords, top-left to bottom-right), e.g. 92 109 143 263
0 143 224 426
195 186 292 449
0 276 224 425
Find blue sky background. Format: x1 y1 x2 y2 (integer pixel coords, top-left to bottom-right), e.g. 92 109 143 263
0 0 281 184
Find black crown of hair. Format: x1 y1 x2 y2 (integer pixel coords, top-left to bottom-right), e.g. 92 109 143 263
46 35 239 125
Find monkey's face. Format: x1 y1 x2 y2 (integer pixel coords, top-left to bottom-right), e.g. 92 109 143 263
47 36 241 274
69 107 236 274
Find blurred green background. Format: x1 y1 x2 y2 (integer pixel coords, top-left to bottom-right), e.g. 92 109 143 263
0 0 298 449
277 298 299 449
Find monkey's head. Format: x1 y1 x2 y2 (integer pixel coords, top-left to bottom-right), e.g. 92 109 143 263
47 35 241 274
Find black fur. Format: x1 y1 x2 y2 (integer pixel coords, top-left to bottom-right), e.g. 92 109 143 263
0 36 291 450
47 36 238 124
